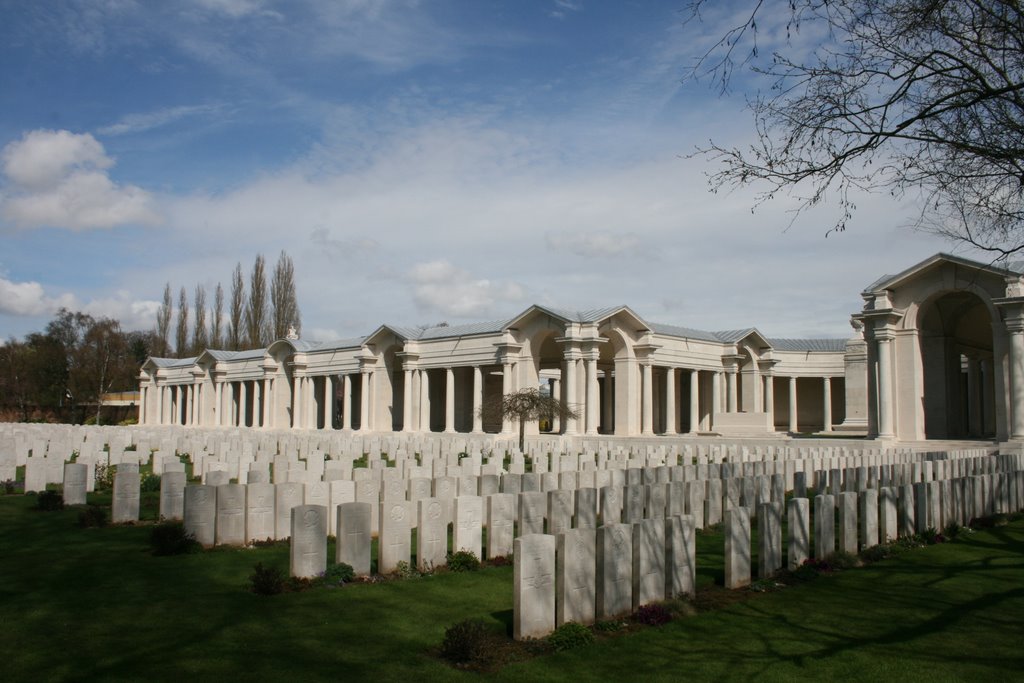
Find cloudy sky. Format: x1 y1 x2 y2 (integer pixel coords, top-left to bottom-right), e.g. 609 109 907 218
0 0 970 346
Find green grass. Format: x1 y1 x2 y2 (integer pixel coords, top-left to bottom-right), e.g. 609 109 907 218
1 493 1022 682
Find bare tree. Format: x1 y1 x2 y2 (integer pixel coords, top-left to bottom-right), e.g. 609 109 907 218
480 388 578 453
228 263 245 351
193 285 208 352
246 254 270 348
211 283 224 349
155 283 172 357
271 250 301 339
175 286 189 357
686 0 1024 256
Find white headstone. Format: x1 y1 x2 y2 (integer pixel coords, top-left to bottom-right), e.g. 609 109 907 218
290 504 327 578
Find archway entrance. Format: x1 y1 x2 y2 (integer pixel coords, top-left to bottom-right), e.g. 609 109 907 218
919 291 995 439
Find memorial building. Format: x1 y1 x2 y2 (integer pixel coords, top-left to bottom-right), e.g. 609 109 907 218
138 253 1024 443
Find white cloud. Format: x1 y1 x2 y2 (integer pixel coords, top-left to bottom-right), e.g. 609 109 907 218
0 276 76 316
0 130 159 230
190 0 281 19
97 104 225 136
408 260 525 318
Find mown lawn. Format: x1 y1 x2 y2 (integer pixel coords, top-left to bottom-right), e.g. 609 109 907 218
1 492 1022 682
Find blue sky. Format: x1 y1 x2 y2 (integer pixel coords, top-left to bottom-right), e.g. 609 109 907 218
0 0 963 346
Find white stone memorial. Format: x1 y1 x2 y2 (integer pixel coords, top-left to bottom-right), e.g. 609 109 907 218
514 534 556 640
290 504 327 578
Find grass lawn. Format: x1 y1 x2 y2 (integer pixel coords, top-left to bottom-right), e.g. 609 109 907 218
1 492 1022 682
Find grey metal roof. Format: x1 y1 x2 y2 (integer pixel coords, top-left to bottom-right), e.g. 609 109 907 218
414 320 507 339
206 348 266 361
149 356 198 368
768 338 848 352
713 328 760 344
533 305 632 324
863 252 1024 293
649 322 720 343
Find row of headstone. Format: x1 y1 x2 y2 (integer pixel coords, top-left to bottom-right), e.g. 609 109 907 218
513 516 697 639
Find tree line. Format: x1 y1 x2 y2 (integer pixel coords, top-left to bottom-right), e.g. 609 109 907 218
0 250 301 422
156 250 301 357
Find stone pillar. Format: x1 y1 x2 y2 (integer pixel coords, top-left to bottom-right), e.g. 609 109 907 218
359 369 371 431
240 380 249 428
788 376 798 433
712 371 722 421
306 377 317 429
292 376 302 429
585 355 599 435
402 368 413 432
981 357 995 436
641 363 653 435
664 367 676 435
320 377 332 430
689 369 700 433
264 378 273 429
212 381 221 427
472 366 483 433
877 336 895 438
726 368 738 413
328 376 337 430
420 369 431 432
764 374 774 430
822 376 832 432
155 384 164 425
502 361 514 434
251 379 261 428
563 355 578 435
444 367 456 433
1009 323 1024 438
342 374 352 430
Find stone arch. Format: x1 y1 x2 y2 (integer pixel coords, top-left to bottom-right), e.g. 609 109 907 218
917 290 995 439
599 327 636 435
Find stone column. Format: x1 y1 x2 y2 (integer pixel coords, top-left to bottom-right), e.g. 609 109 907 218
138 385 147 424
563 355 578 435
154 385 163 425
641 362 653 435
264 378 273 429
359 370 371 431
420 369 431 432
1008 322 1024 438
472 366 483 433
342 374 353 430
585 355 599 435
292 376 302 429
328 376 337 430
252 380 261 428
402 368 413 432
241 381 250 428
602 371 613 434
764 374 774 430
320 377 331 430
876 336 895 438
788 376 798 433
726 368 738 413
552 378 562 433
689 369 700 434
213 382 221 427
981 357 994 436
444 367 456 433
712 371 722 425
502 361 514 434
822 376 832 432
664 367 676 435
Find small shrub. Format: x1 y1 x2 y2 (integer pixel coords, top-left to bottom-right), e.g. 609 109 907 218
250 563 287 596
319 562 355 587
118 417 138 426
547 622 595 651
447 550 481 572
487 555 512 567
829 550 861 570
859 544 894 563
440 619 490 664
992 513 1010 528
943 521 962 540
94 464 114 492
150 521 201 556
633 603 673 626
594 619 628 633
2 479 23 495
78 505 108 528
921 527 946 545
36 490 64 511
140 473 161 493
394 560 422 579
